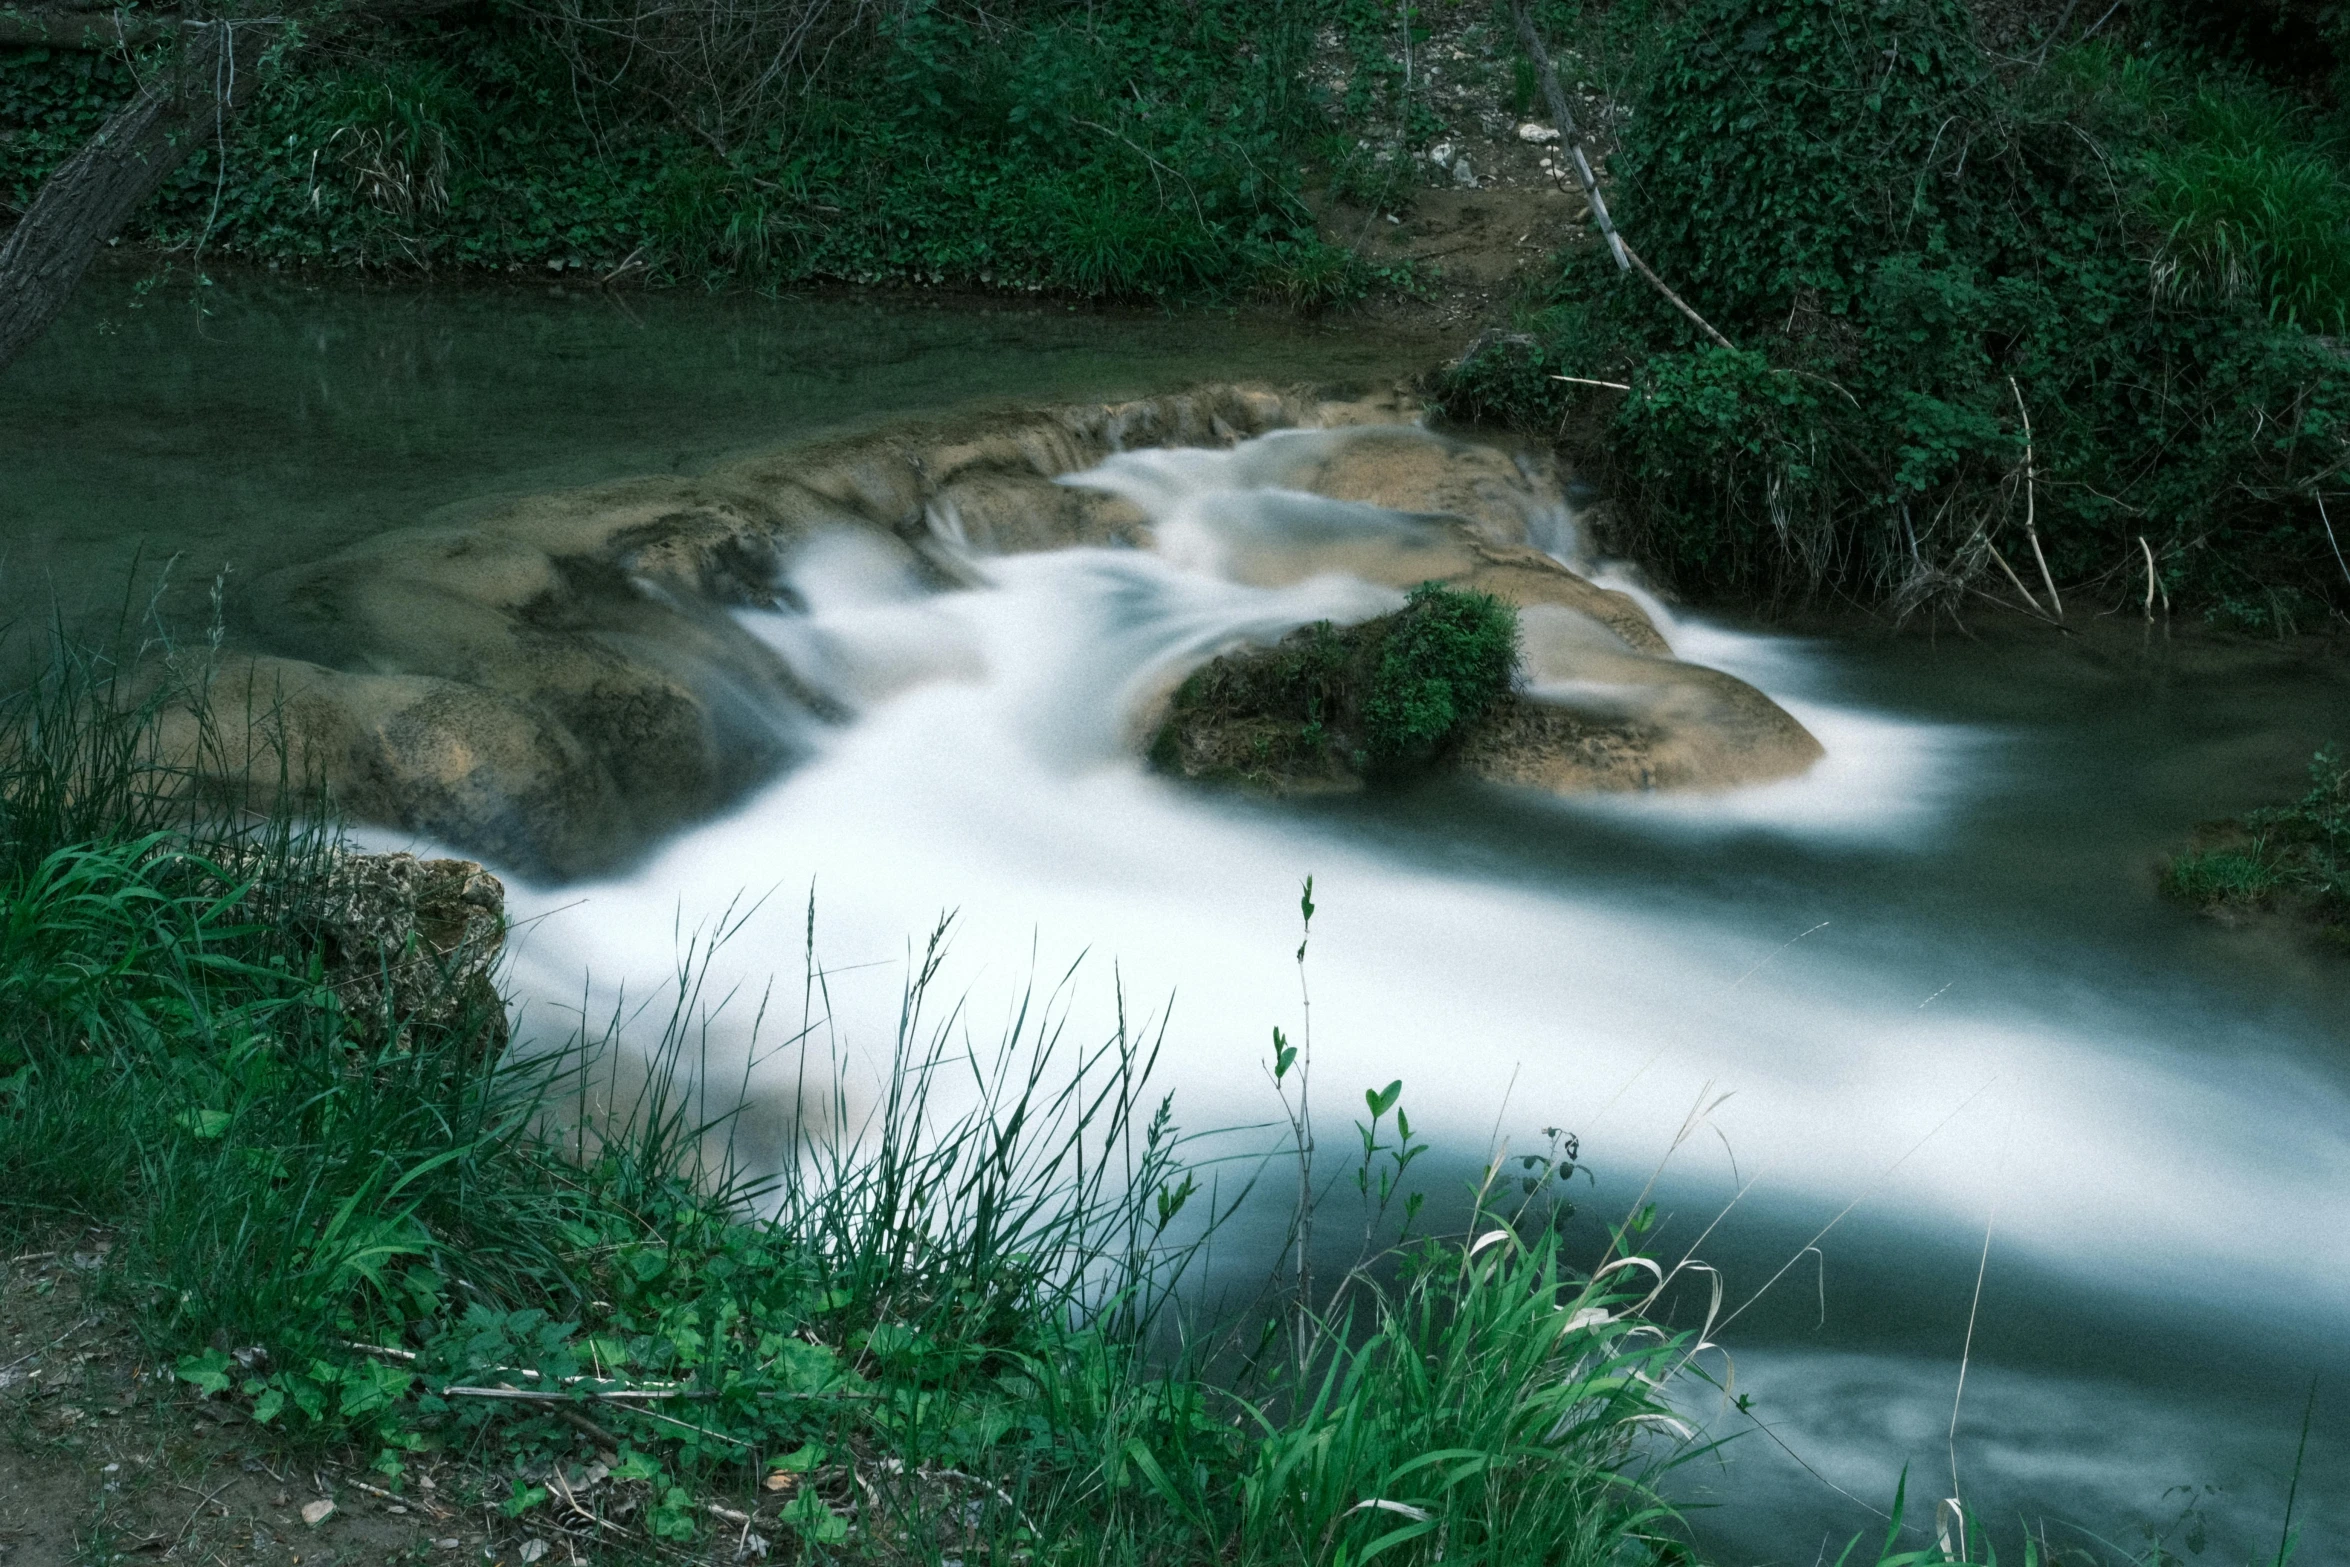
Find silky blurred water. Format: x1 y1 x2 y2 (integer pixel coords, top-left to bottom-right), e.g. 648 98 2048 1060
490 433 2348 1563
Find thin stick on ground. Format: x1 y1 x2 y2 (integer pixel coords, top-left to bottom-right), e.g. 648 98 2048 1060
170 1480 238 1554
0 1313 93 1377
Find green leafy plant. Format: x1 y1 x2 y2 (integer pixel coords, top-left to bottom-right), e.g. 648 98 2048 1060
2163 744 2350 949
0 0 1367 302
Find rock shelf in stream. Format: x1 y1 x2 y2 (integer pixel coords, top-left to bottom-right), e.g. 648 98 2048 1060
1148 592 1822 797
167 382 1821 876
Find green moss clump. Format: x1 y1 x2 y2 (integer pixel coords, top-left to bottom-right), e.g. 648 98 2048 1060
1152 584 1520 791
1363 583 1521 768
2162 745 2350 949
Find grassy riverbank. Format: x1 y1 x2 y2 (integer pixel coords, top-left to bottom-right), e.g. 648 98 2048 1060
0 0 1399 304
0 651 1725 1565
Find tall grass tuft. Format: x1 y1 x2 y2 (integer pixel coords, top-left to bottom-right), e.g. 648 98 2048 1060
2144 88 2350 334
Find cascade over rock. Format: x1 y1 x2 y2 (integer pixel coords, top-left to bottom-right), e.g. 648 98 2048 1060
175 383 1820 876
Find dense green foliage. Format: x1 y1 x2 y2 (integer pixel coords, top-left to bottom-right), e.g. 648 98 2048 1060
1439 0 2350 620
1152 584 1521 789
2163 744 2350 948
0 0 1408 301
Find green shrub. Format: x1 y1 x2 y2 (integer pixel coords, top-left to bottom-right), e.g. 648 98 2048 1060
2160 847 2287 905
0 0 1382 304
2162 744 2350 946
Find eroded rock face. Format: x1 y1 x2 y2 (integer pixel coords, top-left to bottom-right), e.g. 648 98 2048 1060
185 386 1820 874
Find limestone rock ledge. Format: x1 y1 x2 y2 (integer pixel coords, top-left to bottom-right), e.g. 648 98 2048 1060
166 385 1819 875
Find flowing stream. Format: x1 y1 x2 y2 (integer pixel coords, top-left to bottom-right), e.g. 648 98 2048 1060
6 275 2346 1561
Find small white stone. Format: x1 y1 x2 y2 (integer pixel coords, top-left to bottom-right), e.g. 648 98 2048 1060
518 1540 549 1564
1517 122 1560 143
1428 141 1456 166
300 1499 335 1527
1452 156 1479 188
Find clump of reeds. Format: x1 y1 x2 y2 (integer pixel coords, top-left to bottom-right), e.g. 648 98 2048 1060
2162 745 2349 951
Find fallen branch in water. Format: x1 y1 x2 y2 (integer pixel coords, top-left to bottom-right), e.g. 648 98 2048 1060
2319 493 2350 588
2138 535 2168 621
1980 540 2062 625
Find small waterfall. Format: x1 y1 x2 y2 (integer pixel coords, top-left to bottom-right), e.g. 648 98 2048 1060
468 425 2350 1556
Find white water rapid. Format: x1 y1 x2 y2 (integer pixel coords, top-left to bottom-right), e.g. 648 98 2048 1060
433 427 2347 1557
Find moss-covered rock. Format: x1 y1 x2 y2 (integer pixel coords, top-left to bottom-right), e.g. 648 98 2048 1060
1149 584 1518 790
1152 581 1828 800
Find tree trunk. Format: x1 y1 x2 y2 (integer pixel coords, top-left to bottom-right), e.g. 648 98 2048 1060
0 19 272 373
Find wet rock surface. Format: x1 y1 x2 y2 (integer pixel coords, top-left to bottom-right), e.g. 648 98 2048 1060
199 385 1360 876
